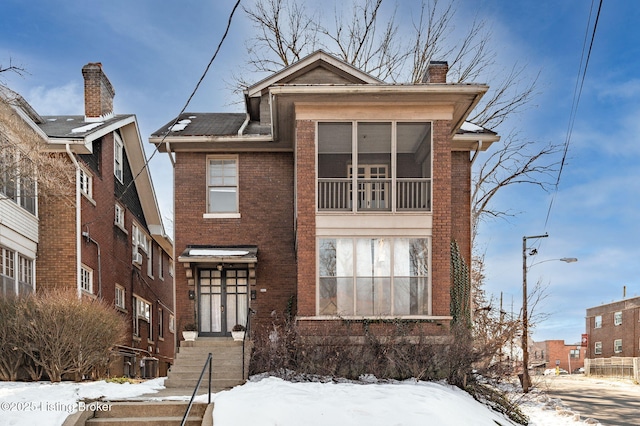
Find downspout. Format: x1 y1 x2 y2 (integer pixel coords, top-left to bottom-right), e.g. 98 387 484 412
65 144 82 299
470 140 483 166
238 113 250 136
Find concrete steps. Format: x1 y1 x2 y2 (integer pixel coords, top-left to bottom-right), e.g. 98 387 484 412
164 337 251 391
64 401 211 426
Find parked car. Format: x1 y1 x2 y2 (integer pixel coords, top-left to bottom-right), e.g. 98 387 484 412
572 367 585 374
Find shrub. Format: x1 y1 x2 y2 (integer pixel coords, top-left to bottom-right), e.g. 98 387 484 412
0 289 126 382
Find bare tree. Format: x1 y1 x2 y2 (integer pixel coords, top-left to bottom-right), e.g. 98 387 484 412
243 0 560 228
1 87 75 204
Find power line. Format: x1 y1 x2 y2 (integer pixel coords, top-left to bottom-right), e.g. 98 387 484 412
83 0 242 230
543 0 603 229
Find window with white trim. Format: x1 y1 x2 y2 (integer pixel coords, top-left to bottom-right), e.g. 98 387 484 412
0 140 36 215
115 285 125 309
614 339 622 354
158 250 164 280
169 314 175 334
115 203 125 228
133 295 152 338
318 237 429 316
594 315 602 328
114 133 124 183
614 311 622 326
569 349 580 359
80 265 93 294
594 341 602 355
207 156 238 214
158 307 164 339
1 247 16 296
79 167 92 198
147 244 153 278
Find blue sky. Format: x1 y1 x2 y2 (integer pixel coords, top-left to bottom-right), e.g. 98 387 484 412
1 0 638 344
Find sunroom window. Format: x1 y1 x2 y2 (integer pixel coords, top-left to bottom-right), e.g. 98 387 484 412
318 237 429 316
317 122 431 212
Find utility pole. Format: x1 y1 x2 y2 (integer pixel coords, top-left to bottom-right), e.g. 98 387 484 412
522 233 548 393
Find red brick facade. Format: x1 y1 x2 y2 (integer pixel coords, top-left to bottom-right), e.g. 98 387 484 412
173 152 297 334
161 53 496 344
586 297 640 358
36 64 174 377
530 340 586 373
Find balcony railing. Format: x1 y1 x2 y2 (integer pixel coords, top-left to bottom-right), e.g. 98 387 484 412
318 178 431 212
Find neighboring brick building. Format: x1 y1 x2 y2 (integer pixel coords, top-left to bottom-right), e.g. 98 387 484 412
586 297 640 359
3 64 175 377
150 51 499 372
530 340 586 373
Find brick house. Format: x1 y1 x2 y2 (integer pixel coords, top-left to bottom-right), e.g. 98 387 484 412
151 51 499 383
586 296 640 359
3 63 176 377
530 340 586 374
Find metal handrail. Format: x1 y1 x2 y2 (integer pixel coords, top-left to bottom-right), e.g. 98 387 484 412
241 308 254 381
180 352 212 426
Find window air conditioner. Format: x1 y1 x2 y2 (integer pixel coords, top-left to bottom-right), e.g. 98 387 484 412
132 252 143 264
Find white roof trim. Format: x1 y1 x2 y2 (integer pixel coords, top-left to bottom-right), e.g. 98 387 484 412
246 50 382 97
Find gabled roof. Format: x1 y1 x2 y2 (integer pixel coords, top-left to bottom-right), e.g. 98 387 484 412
37 112 172 254
39 114 136 154
245 50 382 97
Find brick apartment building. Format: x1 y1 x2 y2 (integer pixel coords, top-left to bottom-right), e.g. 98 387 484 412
150 51 499 381
2 64 175 377
530 340 586 374
586 296 640 359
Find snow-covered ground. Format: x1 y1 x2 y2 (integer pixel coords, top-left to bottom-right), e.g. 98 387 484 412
0 375 605 425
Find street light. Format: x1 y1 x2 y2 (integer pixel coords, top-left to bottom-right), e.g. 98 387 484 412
521 233 577 393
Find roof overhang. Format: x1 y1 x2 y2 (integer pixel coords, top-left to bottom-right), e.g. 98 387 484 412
178 246 258 264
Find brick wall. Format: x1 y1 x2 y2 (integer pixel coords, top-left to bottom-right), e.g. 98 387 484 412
295 120 317 317
431 120 452 317
451 151 471 267
174 151 297 333
587 299 640 358
82 63 115 119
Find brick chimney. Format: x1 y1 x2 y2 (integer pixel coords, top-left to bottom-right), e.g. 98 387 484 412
422 61 448 83
82 62 115 122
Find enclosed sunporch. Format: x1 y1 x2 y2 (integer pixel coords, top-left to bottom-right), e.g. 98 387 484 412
317 121 432 212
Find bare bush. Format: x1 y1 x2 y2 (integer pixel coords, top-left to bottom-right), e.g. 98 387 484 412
0 296 26 381
250 319 475 385
0 290 126 382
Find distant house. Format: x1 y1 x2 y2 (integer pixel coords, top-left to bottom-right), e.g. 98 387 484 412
586 296 640 358
1 64 175 378
0 88 45 297
530 340 586 373
150 50 499 385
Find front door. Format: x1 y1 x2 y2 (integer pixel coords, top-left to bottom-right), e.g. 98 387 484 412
198 268 248 336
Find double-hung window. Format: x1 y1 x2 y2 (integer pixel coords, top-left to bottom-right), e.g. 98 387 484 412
115 203 125 228
1 247 16 296
114 133 124 183
594 315 602 328
614 339 623 354
81 265 93 294
115 285 126 309
79 167 93 199
206 156 238 216
614 311 622 326
594 341 602 355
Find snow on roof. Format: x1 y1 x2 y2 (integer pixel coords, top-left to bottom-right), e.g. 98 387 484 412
169 119 192 132
188 249 250 257
71 122 104 133
460 121 484 132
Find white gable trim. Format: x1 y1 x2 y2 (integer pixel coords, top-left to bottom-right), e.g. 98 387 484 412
246 50 381 97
